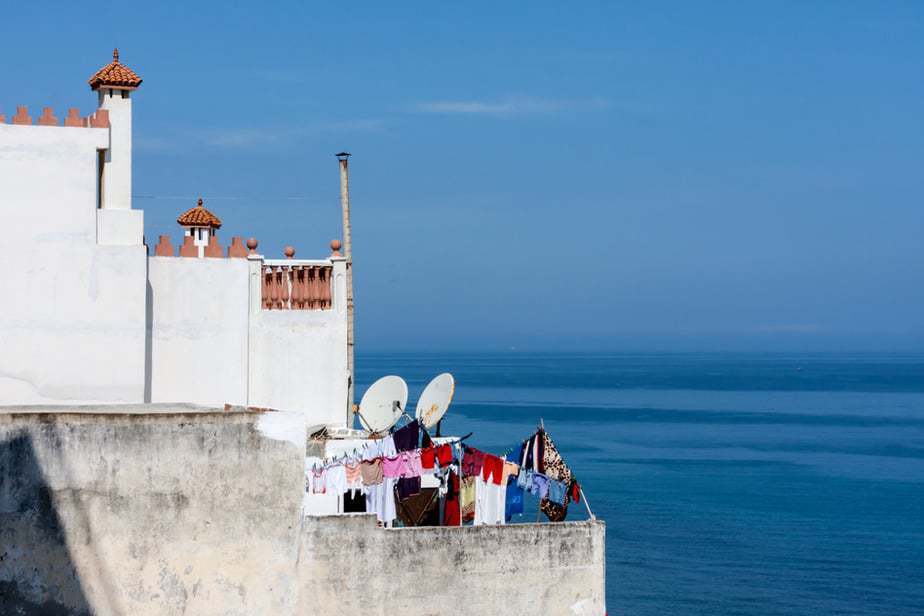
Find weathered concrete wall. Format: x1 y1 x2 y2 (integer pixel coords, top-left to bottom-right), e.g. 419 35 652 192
297 514 607 616
0 407 305 616
0 408 606 616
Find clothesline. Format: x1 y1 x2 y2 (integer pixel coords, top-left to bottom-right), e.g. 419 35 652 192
303 420 592 527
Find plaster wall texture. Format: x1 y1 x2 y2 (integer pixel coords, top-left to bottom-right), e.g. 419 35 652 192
147 257 250 407
0 408 306 616
0 124 147 405
147 257 349 428
247 259 349 428
297 514 607 616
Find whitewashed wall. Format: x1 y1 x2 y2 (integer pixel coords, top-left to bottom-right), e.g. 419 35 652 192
148 256 349 428
0 124 147 404
147 257 250 406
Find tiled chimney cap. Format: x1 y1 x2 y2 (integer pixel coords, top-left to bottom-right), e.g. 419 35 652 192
177 197 222 229
88 48 143 91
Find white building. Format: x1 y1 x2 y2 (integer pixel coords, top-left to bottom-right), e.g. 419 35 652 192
0 50 351 429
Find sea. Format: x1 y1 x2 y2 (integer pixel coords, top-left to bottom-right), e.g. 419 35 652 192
356 352 924 615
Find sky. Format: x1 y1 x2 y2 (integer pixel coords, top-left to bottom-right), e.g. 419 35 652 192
3 2 923 351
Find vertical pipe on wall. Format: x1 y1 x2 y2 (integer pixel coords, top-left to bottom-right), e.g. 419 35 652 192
337 153 355 421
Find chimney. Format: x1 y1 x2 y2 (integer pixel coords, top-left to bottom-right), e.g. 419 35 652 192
89 48 143 210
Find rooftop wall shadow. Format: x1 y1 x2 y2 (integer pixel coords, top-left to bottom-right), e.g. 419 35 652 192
0 432 92 615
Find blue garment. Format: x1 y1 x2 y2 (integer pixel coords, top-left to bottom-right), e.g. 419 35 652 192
505 477 524 521
532 473 550 500
517 469 533 492
548 479 567 505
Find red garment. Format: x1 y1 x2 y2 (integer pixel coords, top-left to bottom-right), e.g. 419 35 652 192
420 446 436 470
436 444 453 466
481 454 504 486
443 470 461 526
462 448 485 477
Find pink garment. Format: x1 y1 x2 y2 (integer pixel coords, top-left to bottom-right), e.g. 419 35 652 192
382 451 423 479
383 454 404 479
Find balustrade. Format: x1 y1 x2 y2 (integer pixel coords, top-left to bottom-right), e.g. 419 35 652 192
261 262 333 310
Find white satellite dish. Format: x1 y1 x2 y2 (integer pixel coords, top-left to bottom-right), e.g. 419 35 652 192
415 373 455 429
358 376 408 433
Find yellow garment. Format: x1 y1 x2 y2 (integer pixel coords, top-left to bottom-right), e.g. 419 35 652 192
460 476 476 522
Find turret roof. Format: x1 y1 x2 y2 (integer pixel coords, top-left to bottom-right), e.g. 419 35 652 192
177 198 222 229
88 49 143 90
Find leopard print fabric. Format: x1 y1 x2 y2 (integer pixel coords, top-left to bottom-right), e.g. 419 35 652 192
539 429 573 521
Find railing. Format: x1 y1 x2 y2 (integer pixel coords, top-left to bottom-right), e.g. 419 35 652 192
262 260 333 310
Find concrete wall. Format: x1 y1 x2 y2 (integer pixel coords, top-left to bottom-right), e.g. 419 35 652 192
297 515 607 616
0 124 147 405
0 408 606 616
147 257 250 407
0 407 306 616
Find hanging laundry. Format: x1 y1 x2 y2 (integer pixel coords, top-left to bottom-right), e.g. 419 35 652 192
420 446 436 471
460 476 476 523
538 428 573 522
481 454 504 486
531 472 550 499
360 459 383 486
462 447 486 477
393 419 420 452
505 476 524 521
502 461 520 485
345 462 363 495
547 479 568 506
474 471 506 526
365 477 396 525
436 443 454 467
324 463 347 495
443 470 461 526
397 476 421 500
311 466 327 494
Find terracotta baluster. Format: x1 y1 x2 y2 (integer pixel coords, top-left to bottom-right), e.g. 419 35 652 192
306 266 317 309
278 267 288 309
263 267 273 309
320 266 332 309
296 267 307 309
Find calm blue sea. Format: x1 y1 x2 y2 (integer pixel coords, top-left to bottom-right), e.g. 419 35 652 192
356 352 924 615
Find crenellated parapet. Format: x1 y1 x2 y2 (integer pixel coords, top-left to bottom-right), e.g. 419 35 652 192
1 105 110 129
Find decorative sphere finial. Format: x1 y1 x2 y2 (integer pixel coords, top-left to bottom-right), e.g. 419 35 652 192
330 239 342 257
197 197 203 207
246 238 258 254
113 48 119 63
284 246 295 259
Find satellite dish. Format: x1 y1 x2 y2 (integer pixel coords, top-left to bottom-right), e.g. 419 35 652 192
358 376 408 433
415 373 455 429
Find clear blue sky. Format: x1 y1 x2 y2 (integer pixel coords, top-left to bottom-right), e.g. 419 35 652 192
4 2 923 351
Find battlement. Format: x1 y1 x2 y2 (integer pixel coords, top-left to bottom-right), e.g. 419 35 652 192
0 105 110 129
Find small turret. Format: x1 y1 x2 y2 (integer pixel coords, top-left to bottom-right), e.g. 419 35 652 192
177 198 223 258
89 48 142 211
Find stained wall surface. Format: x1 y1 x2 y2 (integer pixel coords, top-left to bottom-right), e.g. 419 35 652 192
297 515 606 616
0 408 306 616
0 409 606 616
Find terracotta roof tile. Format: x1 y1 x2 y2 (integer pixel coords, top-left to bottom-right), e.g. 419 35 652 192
177 198 222 228
88 49 143 90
